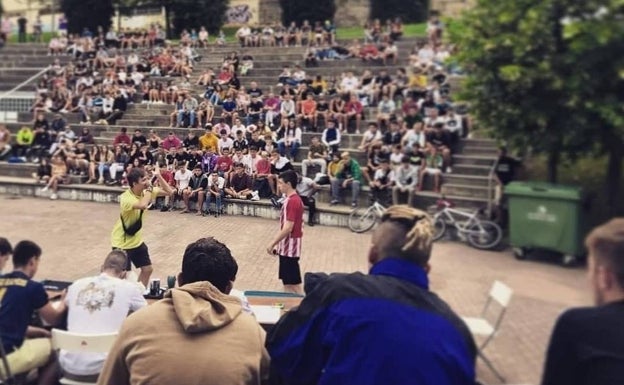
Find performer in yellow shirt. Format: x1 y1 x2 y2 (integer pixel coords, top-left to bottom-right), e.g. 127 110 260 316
111 165 173 287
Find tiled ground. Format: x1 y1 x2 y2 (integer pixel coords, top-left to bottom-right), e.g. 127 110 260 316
0 195 590 385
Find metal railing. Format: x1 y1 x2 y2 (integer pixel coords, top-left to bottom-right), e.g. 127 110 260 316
0 65 50 122
486 159 497 218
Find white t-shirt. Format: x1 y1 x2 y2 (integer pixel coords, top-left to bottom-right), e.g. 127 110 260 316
340 76 359 92
60 274 146 375
363 130 382 144
175 169 193 189
218 138 234 153
208 176 225 189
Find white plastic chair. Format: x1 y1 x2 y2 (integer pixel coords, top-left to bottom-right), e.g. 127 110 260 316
462 280 513 383
50 330 118 385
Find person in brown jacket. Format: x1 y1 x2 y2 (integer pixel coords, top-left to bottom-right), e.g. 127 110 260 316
97 237 270 385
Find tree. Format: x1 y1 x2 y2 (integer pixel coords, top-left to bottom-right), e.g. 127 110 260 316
369 0 427 23
452 0 624 211
279 0 336 26
61 0 114 34
170 0 229 36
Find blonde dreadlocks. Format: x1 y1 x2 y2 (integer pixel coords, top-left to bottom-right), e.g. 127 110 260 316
373 205 434 266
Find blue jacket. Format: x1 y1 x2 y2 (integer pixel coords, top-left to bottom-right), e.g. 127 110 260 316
266 258 477 385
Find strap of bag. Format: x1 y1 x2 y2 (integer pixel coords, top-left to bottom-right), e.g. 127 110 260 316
120 209 144 235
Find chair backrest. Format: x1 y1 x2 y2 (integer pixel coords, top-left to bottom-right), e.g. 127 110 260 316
489 281 513 308
244 290 304 298
51 329 118 354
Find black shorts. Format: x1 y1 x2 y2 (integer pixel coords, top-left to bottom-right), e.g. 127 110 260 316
279 255 302 285
114 242 152 270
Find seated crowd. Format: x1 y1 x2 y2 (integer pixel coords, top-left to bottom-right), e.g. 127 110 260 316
2 17 466 208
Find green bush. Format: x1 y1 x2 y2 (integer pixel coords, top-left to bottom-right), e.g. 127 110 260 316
369 0 428 23
279 0 337 26
525 156 624 228
61 0 114 34
171 0 229 35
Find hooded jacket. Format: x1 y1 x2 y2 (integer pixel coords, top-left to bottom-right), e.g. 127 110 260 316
97 282 269 385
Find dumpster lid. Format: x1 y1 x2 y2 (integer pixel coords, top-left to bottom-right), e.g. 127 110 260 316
505 182 582 201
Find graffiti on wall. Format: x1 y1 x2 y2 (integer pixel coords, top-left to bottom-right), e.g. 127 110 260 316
226 4 253 24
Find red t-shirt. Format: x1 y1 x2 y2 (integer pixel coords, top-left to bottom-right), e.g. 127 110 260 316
277 193 304 258
256 158 271 174
215 156 233 172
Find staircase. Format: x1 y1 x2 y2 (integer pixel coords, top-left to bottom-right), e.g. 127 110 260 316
0 39 498 226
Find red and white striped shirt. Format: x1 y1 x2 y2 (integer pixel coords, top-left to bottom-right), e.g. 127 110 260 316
277 193 304 258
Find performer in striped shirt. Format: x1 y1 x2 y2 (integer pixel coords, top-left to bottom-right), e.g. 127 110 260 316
267 170 304 294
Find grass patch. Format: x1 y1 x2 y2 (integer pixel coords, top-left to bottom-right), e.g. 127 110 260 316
5 22 430 45
336 22 427 40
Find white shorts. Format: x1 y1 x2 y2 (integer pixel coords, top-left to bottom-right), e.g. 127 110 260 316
425 168 441 175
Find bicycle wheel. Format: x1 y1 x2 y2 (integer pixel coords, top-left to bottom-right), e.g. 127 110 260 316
432 214 447 241
466 220 503 250
348 207 378 233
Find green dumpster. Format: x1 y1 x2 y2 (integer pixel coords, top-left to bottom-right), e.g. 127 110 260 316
505 182 585 266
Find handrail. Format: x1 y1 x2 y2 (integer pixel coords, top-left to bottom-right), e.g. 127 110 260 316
0 65 50 101
486 159 497 218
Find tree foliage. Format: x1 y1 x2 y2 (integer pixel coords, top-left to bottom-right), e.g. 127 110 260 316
369 0 428 23
452 0 624 210
170 0 229 35
60 0 114 34
279 0 337 26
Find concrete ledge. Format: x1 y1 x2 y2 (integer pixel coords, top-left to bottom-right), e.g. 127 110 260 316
0 176 354 228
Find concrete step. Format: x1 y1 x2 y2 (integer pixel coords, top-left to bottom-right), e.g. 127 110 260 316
0 175 357 228
452 164 492 177
443 173 490 187
441 183 492 199
452 154 496 167
0 162 37 178
460 146 499 156
462 138 498 147
115 119 157 127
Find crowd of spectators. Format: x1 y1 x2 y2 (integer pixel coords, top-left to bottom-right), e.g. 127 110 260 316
1 15 469 209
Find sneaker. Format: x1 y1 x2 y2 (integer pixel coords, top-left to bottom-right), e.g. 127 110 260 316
251 191 260 201
351 202 358 208
270 196 282 209
41 186 49 192
446 167 452 173
50 193 58 200
330 199 339 205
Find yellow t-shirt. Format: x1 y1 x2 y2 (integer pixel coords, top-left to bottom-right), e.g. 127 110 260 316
199 134 218 152
111 188 161 249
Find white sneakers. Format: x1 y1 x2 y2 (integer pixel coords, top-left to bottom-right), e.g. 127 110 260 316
50 193 58 200
250 191 260 201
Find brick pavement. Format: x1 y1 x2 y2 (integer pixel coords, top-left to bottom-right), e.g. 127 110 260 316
0 195 590 385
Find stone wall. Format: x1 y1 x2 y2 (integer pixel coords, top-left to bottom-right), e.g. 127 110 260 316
334 0 370 27
430 0 475 17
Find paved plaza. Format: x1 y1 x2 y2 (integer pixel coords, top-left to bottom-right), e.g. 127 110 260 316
0 195 590 385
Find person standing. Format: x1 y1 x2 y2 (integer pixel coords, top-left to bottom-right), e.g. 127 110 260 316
110 166 173 288
17 14 27 43
266 170 305 294
541 218 624 385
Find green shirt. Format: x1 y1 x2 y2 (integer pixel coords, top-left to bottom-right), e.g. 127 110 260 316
338 159 363 183
16 128 34 145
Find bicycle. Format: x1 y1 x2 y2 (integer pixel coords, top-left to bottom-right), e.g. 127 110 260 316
431 198 503 250
348 200 387 233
